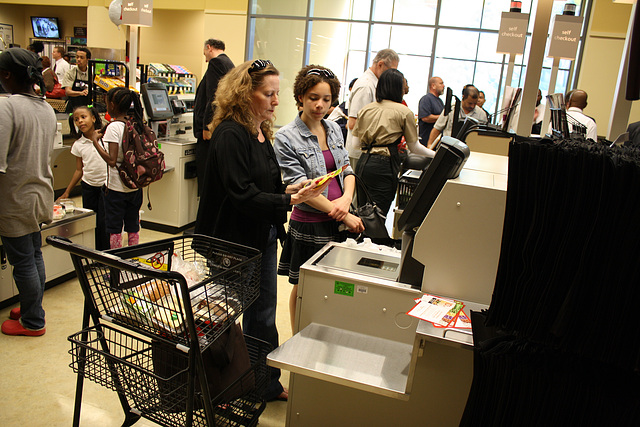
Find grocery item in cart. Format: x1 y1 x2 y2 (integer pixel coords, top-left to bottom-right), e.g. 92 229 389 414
153 294 186 335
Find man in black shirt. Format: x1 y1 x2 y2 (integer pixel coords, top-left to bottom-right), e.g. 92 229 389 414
417 76 444 145
193 39 234 195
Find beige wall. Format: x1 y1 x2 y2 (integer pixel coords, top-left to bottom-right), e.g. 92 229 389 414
87 4 126 51
0 5 26 47
202 9 247 75
0 4 86 47
577 0 639 136
139 9 205 80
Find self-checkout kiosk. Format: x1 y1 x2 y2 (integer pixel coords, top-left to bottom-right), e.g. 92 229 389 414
268 137 509 426
139 83 198 233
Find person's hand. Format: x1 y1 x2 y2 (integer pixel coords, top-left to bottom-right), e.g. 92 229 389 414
55 192 70 203
342 213 364 233
81 88 89 96
89 128 102 144
285 179 311 194
290 178 331 205
203 129 212 140
328 195 352 221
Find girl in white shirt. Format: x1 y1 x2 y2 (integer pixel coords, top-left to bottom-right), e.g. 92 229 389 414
58 105 109 249
92 88 143 249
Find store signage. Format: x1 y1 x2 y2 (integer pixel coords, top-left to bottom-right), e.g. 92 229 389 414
496 11 529 55
121 0 153 27
547 14 583 60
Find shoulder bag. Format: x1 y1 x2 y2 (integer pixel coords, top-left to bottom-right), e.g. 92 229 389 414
351 173 390 240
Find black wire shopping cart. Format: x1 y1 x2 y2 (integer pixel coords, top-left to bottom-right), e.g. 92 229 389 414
47 234 270 427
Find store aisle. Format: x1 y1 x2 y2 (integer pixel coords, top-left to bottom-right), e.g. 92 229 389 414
0 225 290 427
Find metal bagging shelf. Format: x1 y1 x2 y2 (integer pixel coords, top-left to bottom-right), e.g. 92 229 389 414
68 324 270 427
46 234 265 427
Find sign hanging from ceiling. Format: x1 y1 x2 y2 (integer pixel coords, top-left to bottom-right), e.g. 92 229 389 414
496 11 529 55
121 0 153 27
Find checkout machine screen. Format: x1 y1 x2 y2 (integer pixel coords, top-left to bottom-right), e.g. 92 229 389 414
141 83 175 121
149 90 171 114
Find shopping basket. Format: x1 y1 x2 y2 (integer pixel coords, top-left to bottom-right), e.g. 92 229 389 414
47 234 267 427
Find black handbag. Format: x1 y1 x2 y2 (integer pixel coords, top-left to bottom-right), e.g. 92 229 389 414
352 174 390 240
151 323 254 412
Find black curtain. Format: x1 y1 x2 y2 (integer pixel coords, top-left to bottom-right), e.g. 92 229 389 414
461 139 640 426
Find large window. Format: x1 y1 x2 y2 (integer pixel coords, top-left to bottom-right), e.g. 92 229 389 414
247 0 589 127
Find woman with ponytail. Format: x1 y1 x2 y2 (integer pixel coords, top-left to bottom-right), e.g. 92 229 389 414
91 87 144 249
0 48 56 336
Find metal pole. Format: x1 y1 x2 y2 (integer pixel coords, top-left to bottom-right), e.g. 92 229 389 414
607 1 636 141
540 56 561 136
505 54 516 88
128 25 138 89
515 0 554 137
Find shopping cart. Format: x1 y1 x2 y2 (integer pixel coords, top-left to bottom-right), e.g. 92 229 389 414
47 234 270 427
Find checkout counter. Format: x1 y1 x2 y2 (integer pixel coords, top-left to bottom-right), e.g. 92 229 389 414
268 137 509 425
138 83 198 234
0 208 96 308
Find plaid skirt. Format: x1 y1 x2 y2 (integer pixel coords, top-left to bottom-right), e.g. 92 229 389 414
277 219 346 284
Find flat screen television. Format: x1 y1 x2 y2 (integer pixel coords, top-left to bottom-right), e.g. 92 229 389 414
31 17 60 39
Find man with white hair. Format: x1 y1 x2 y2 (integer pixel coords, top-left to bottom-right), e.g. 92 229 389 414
346 49 400 167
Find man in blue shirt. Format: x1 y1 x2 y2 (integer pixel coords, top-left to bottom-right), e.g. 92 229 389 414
418 76 444 146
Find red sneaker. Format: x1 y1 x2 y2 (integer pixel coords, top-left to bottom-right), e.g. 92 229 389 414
1 319 46 336
9 307 20 320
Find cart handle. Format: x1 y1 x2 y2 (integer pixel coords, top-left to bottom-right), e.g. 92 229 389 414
45 235 185 282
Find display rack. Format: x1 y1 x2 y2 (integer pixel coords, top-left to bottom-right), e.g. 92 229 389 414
88 59 130 112
147 63 196 95
46 234 269 427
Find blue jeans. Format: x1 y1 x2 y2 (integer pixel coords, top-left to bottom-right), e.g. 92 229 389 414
242 226 283 400
1 232 46 329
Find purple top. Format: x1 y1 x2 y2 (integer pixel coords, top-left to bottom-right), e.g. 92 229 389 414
291 150 342 223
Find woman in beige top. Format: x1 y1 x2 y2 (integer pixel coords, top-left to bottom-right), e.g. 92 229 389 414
353 69 434 227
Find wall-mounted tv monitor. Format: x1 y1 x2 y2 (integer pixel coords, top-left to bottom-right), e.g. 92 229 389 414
31 17 60 39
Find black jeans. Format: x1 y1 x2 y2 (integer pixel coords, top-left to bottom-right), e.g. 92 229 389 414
82 182 109 250
356 153 398 218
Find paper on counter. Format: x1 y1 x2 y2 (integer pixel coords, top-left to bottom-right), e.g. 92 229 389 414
407 294 463 327
453 310 472 329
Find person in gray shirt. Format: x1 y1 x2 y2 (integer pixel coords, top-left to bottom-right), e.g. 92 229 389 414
0 48 56 337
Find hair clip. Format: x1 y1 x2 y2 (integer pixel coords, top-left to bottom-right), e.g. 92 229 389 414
249 59 272 74
306 68 335 79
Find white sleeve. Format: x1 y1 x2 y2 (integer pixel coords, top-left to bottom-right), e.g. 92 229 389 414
406 140 435 158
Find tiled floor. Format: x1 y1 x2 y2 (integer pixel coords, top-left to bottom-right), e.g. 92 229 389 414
0 212 290 426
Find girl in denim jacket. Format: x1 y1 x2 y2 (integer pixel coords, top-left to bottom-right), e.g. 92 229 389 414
274 65 364 332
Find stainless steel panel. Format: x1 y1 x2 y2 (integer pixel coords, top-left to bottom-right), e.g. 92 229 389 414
285 338 473 427
414 179 507 305
312 245 400 281
41 209 96 243
268 323 414 399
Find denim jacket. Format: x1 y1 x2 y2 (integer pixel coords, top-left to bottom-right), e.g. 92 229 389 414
274 114 354 213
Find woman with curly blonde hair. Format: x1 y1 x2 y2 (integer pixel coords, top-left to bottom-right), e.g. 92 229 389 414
195 59 329 402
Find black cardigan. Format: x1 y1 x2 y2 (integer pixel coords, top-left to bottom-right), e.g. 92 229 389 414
194 120 291 252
